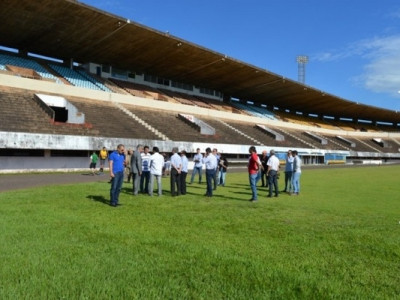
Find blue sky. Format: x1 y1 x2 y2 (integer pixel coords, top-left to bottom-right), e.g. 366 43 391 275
81 0 400 111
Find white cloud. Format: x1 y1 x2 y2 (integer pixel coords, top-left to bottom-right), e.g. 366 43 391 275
359 36 400 96
388 8 400 19
314 35 400 97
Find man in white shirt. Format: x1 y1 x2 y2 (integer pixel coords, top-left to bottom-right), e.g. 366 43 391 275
267 149 280 197
202 147 218 197
180 150 189 195
170 147 182 196
149 146 165 196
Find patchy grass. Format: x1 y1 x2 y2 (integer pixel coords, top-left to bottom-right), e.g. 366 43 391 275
0 165 399 299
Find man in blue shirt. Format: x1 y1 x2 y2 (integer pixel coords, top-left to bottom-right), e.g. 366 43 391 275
109 144 126 207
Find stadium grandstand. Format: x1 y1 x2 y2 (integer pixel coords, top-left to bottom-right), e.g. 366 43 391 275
1 0 400 172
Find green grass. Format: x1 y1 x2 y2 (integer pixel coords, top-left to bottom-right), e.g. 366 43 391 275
0 165 399 299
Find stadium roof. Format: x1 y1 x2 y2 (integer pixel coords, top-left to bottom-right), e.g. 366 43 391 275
1 0 400 124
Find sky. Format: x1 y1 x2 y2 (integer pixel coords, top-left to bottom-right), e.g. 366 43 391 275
81 0 400 111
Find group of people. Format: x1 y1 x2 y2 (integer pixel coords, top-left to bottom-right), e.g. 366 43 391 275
103 144 301 207
248 146 302 202
107 144 229 206
89 146 109 175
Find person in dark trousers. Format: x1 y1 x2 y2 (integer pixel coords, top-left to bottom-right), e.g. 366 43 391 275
267 149 280 198
260 150 269 187
283 150 294 192
170 147 182 196
180 150 188 195
212 148 220 190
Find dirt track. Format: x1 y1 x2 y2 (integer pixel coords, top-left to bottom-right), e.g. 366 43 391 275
0 163 397 193
0 172 110 192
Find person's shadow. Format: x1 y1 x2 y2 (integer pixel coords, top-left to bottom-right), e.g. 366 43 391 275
86 195 109 205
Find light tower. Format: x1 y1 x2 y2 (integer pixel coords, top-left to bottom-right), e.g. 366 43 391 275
296 55 309 84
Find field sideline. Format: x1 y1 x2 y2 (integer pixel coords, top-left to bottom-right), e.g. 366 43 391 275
0 165 399 299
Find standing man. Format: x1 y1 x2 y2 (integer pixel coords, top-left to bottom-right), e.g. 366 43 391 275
149 146 164 197
180 150 189 195
190 148 203 184
248 146 263 202
109 144 126 207
170 147 182 196
140 145 151 194
217 154 228 186
125 149 132 183
260 150 269 187
89 151 98 175
267 149 280 198
283 150 294 193
212 148 220 190
202 147 218 197
99 146 108 172
130 144 143 196
291 150 302 196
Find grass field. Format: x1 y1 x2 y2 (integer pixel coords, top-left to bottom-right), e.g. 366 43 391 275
0 165 399 299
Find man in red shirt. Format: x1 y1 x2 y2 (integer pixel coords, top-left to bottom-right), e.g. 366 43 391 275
248 146 263 202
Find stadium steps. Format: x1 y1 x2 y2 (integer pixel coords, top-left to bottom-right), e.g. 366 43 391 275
390 138 400 151
39 62 71 85
277 127 317 149
331 136 355 151
112 101 170 141
353 138 382 153
390 138 400 146
217 120 264 146
322 136 351 151
102 78 130 95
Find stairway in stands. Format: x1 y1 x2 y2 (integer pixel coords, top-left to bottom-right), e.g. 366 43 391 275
276 127 316 149
353 138 382 153
324 136 352 151
217 120 265 146
112 101 170 141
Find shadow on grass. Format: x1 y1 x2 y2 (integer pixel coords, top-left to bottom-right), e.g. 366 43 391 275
185 185 204 189
86 194 109 205
182 191 249 202
230 189 253 195
120 187 133 195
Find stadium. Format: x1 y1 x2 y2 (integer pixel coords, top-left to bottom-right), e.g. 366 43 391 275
1 1 399 298
1 0 400 172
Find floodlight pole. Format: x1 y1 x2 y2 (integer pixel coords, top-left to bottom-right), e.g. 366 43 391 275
296 55 309 84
